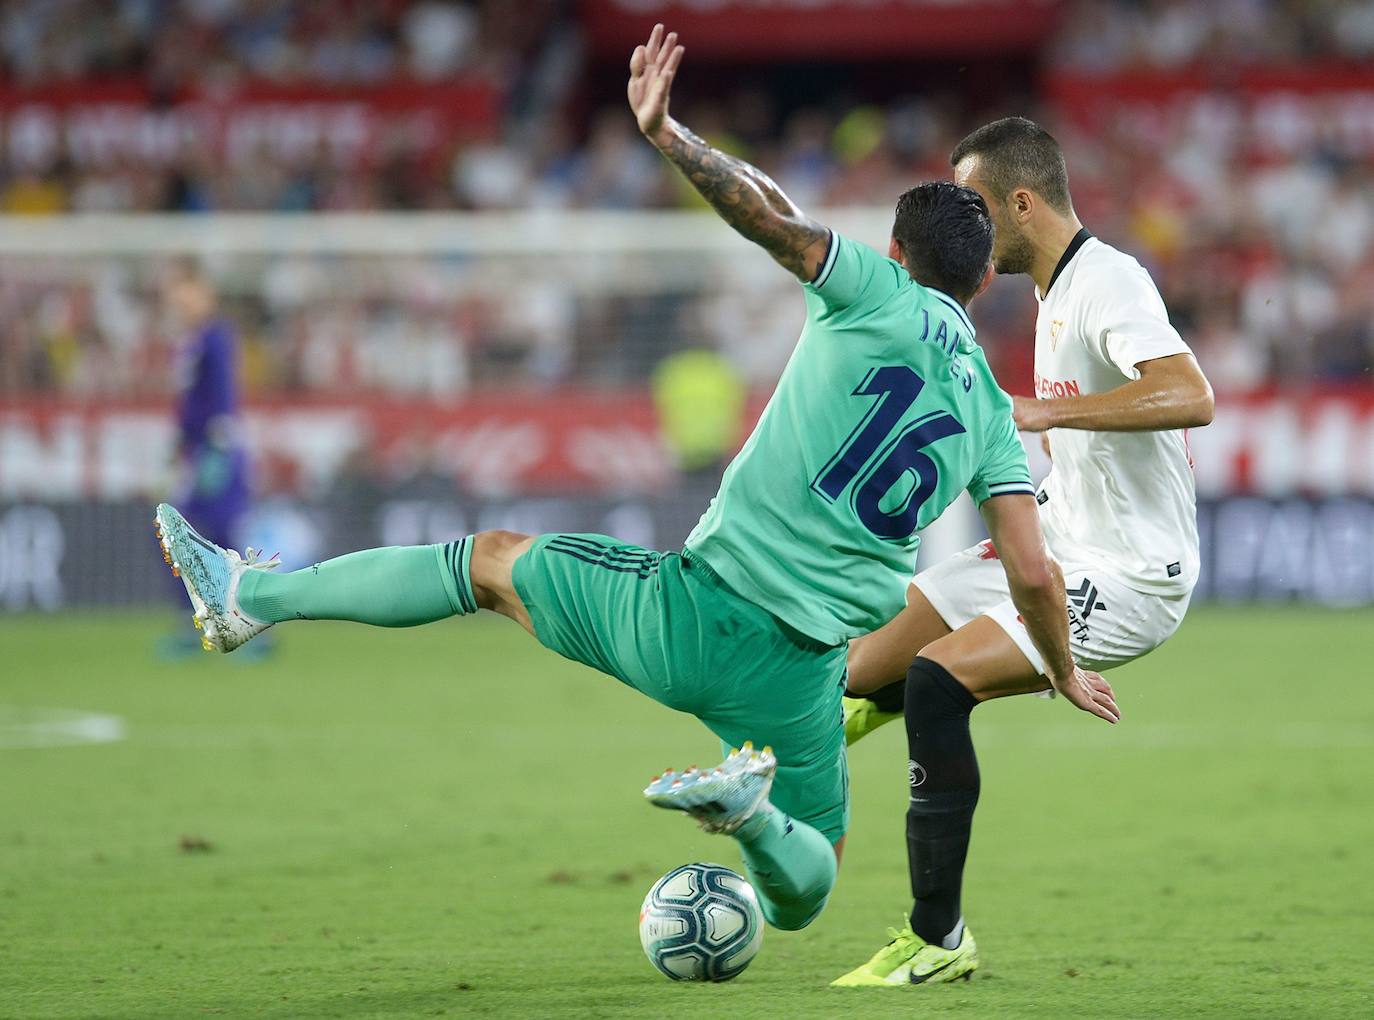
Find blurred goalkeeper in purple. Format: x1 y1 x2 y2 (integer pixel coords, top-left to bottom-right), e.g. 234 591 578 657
164 260 250 552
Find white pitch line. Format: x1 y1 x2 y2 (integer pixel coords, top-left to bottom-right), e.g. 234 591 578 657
0 706 126 749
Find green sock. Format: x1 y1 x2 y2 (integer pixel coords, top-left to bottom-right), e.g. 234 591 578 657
733 803 837 931
237 539 479 626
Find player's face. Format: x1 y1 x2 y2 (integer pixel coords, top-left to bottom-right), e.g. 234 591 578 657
953 156 1034 276
163 275 213 326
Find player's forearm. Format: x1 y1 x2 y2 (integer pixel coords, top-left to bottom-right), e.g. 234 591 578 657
1033 374 1214 432
1007 559 1075 684
648 117 827 279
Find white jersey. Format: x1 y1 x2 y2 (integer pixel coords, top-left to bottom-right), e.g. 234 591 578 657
1032 232 1199 596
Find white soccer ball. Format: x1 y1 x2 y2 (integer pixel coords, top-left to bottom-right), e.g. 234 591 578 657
638 862 764 981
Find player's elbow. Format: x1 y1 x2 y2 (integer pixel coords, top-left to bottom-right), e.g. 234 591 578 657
1190 383 1216 427
1173 366 1215 427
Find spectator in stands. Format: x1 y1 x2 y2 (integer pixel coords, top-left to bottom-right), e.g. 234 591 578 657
0 0 1370 398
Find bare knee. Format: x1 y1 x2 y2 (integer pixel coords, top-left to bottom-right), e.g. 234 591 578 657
915 635 964 686
469 530 534 616
473 529 531 560
915 618 1046 702
914 637 943 663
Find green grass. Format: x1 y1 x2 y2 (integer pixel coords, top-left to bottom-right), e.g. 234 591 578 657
1 607 1372 1019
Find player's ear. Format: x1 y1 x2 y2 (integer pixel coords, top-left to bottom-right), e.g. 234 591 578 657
887 236 903 263
1011 187 1034 224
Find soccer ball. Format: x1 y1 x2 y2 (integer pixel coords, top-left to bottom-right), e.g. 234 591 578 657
638 862 764 981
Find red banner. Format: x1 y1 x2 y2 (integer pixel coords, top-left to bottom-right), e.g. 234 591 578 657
579 0 1064 58
0 393 672 500
0 79 501 170
4 389 1374 500
1047 69 1374 157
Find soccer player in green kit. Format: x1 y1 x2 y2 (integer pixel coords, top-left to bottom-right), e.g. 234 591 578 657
153 25 1116 949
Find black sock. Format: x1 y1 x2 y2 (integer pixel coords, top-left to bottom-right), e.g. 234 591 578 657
857 677 906 714
904 655 979 947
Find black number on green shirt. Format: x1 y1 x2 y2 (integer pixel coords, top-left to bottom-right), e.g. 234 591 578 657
811 365 966 540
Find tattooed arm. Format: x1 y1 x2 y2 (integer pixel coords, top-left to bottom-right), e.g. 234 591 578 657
653 120 831 282
627 24 830 283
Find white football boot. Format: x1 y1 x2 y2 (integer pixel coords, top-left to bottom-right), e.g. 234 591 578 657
644 742 777 835
154 503 278 653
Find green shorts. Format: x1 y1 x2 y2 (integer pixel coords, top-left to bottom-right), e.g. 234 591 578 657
512 533 849 843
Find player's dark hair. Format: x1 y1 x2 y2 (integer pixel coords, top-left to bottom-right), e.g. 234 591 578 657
949 116 1072 214
891 181 993 304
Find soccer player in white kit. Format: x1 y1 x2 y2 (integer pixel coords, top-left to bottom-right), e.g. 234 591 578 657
832 118 1215 987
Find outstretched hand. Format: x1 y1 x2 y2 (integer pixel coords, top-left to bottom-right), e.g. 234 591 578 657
1053 666 1120 723
628 23 684 145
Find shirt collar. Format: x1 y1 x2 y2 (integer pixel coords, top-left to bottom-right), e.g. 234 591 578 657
927 287 977 350
1042 227 1093 298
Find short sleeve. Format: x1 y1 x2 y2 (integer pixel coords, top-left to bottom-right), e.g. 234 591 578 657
803 231 902 316
966 404 1035 506
1086 264 1191 378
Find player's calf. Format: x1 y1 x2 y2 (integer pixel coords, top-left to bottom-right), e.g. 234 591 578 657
155 503 508 642
902 655 981 949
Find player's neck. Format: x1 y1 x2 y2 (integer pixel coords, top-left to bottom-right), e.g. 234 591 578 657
1029 213 1085 295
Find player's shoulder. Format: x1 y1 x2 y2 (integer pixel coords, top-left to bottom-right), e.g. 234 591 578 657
829 231 972 303
1062 236 1167 315
1071 239 1148 283
807 231 911 315
827 231 905 275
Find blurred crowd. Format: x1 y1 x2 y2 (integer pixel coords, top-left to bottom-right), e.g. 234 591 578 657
5 0 1370 88
0 0 1371 397
0 0 551 85
1053 0 1374 67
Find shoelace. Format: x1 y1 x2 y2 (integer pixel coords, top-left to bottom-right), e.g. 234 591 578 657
882 922 925 957
240 547 282 571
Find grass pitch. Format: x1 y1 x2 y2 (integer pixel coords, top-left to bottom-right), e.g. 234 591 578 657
2 607 1372 1019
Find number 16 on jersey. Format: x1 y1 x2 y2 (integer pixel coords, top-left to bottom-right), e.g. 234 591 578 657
811 365 965 541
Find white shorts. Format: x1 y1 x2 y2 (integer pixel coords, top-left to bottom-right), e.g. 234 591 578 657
911 540 1191 675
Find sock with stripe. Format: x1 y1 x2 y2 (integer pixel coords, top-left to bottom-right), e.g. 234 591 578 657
237 539 479 626
904 655 979 949
733 803 837 931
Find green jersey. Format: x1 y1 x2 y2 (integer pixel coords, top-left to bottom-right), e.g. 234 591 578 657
684 232 1034 646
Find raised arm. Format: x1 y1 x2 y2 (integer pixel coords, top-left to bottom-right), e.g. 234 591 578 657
1014 352 1215 432
627 24 830 282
